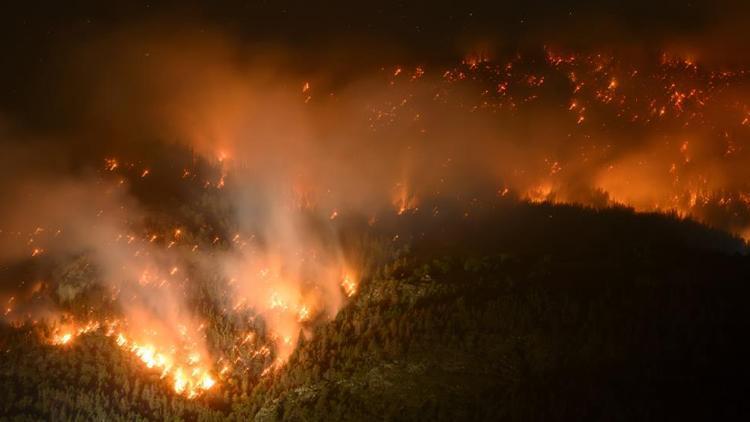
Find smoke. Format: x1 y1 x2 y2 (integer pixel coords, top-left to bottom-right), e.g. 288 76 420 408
0 26 372 368
2 18 750 391
0 154 206 348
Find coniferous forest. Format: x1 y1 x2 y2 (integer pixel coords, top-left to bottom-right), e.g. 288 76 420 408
2 199 749 421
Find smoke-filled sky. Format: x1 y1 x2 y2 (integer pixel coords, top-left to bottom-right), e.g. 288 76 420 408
2 0 750 398
1 0 749 126
1 1 749 146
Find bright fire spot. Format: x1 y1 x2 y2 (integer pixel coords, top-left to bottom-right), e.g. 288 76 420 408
49 321 101 346
53 332 73 345
393 183 419 215
48 321 217 398
269 292 288 310
122 333 216 397
174 368 187 394
525 184 554 203
240 332 255 345
200 373 215 389
341 274 357 297
297 305 310 322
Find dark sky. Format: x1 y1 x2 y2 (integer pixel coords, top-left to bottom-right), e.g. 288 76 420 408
0 1 732 57
0 0 748 127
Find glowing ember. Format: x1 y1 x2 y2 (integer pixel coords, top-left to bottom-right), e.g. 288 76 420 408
104 158 119 171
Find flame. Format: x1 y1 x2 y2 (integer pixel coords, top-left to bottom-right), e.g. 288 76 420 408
269 291 289 310
50 321 101 345
341 274 357 297
52 332 73 345
525 183 554 203
393 182 418 215
297 305 310 322
46 319 217 398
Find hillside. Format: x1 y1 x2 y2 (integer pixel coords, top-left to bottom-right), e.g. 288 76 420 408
2 202 749 421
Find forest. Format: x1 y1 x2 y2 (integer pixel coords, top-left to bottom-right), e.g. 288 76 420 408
2 196 748 421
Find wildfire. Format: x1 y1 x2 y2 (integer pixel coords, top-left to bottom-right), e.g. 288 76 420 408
18 44 750 408
46 319 218 398
121 335 215 397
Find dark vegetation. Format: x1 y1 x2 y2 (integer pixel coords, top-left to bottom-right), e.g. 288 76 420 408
2 190 750 420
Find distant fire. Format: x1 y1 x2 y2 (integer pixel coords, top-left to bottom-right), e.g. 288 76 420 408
393 182 419 215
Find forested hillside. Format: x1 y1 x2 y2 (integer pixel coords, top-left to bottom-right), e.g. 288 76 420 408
2 203 749 421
